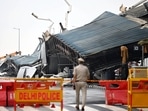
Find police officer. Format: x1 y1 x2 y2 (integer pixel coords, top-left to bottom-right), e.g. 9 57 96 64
72 58 90 111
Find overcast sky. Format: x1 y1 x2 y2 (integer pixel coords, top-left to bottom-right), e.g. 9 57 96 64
0 0 141 56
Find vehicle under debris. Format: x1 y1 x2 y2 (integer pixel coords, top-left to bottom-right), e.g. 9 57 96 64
1 1 148 80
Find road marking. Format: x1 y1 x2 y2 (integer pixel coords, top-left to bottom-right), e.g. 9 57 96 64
20 106 40 111
97 104 127 111
0 104 143 111
0 106 9 111
40 104 128 111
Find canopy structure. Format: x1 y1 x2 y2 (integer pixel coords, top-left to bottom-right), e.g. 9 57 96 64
46 11 148 72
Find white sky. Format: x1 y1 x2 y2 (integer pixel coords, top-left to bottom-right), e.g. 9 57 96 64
0 0 141 56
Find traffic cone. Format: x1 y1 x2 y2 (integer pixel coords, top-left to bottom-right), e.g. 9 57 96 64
33 104 40 108
51 104 55 108
19 104 24 108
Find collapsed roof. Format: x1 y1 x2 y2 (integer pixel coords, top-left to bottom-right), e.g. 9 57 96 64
46 11 148 72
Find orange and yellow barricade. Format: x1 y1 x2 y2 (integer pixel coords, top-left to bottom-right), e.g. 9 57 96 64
14 78 63 111
128 78 148 111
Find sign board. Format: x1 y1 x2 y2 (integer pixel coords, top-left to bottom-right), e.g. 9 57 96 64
15 90 62 102
14 78 63 111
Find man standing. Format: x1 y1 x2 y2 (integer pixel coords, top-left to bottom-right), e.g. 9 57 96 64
72 58 90 111
120 46 129 80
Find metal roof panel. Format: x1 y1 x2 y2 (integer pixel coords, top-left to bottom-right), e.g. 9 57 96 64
55 11 148 57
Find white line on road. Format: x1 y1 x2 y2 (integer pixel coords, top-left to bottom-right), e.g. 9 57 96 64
0 104 128 111
0 106 9 111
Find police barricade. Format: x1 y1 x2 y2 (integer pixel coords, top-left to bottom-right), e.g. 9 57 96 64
0 78 15 107
0 79 14 106
99 80 128 105
14 78 63 111
128 78 148 111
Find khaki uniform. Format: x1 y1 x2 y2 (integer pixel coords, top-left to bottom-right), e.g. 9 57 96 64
73 64 90 108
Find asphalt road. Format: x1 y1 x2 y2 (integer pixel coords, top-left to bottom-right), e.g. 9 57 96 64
0 86 147 111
